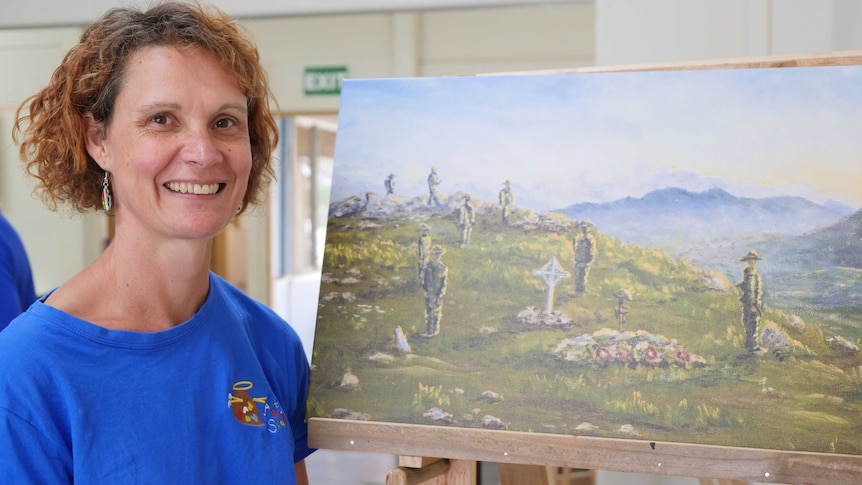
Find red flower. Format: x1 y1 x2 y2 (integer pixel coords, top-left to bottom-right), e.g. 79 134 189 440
595 347 612 365
644 345 660 364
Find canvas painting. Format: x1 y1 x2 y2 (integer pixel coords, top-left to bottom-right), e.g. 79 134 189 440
309 66 862 456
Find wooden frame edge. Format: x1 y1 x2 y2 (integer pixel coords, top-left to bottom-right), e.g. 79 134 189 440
480 49 862 76
309 418 862 484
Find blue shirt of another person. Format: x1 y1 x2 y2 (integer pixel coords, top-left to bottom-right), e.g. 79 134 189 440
0 210 37 329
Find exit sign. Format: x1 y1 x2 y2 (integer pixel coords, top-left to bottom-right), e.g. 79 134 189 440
304 66 348 96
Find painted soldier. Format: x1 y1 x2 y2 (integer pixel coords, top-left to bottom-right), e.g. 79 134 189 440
573 219 596 294
384 172 396 195
614 288 632 332
421 245 448 338
417 223 432 281
736 250 764 353
457 195 476 246
498 179 514 226
427 166 442 206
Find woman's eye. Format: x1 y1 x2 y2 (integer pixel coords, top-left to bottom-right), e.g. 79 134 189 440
151 114 169 124
215 118 236 129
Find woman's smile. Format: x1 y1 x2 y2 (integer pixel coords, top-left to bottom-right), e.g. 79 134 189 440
164 181 224 195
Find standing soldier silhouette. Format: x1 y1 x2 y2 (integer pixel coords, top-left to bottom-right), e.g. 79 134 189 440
736 250 764 353
457 195 476 246
384 173 396 195
573 220 596 295
498 179 514 226
417 224 432 282
421 245 448 338
427 166 442 206
614 288 632 332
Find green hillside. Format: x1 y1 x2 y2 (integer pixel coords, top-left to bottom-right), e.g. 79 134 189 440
309 204 862 456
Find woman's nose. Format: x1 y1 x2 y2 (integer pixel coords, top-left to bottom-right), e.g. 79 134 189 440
182 128 222 166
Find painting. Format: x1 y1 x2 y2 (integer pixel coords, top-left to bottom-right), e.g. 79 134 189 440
308 64 862 459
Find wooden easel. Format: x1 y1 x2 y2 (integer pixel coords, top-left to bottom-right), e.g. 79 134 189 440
309 50 862 485
385 456 596 485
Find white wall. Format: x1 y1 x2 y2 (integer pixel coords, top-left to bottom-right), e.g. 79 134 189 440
0 0 577 28
596 0 862 67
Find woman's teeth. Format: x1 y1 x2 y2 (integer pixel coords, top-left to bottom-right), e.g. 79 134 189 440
166 182 220 194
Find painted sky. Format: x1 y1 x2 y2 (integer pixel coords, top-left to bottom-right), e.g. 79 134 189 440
331 65 862 212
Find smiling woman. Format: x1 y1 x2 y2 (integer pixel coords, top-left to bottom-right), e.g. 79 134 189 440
0 2 313 484
83 45 252 242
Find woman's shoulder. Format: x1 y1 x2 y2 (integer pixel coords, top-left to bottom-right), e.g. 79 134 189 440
208 273 298 334
0 304 64 381
210 273 275 314
0 302 59 342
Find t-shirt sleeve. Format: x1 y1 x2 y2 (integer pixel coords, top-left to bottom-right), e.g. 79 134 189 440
288 332 315 463
0 408 71 483
0 243 26 328
0 274 24 328
0 218 37 329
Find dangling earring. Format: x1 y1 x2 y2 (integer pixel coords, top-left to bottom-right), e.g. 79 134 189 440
101 171 112 212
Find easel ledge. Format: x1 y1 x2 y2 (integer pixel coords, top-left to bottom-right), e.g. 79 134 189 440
309 418 862 484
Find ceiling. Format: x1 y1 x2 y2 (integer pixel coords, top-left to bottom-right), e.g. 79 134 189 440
0 0 583 29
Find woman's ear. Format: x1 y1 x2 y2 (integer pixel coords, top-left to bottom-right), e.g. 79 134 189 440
84 112 108 169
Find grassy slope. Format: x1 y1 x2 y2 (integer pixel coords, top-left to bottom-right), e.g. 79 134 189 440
310 209 862 455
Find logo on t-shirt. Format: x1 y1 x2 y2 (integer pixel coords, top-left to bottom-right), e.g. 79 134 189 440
227 380 287 433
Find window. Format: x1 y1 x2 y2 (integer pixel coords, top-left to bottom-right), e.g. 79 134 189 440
271 115 336 278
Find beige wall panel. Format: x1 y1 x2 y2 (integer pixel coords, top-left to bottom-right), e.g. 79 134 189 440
771 0 834 55
244 14 395 113
245 4 595 113
421 4 595 74
596 0 862 67
421 56 593 77
833 0 862 50
596 0 769 65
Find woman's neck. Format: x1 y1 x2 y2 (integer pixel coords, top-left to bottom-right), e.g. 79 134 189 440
45 236 213 332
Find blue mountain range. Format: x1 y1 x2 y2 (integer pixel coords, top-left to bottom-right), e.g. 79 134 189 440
554 187 853 252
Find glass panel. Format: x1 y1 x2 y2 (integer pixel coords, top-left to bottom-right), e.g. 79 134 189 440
314 154 334 268
272 116 336 278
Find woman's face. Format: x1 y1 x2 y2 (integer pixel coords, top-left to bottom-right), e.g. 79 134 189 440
86 45 251 243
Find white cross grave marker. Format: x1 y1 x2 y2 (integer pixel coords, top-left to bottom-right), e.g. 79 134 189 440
532 256 570 313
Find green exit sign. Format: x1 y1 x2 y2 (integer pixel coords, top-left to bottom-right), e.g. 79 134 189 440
304 66 348 96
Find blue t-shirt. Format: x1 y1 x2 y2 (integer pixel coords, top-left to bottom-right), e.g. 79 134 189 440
0 272 314 483
0 211 37 329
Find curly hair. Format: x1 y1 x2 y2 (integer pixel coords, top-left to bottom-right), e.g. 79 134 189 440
13 0 277 215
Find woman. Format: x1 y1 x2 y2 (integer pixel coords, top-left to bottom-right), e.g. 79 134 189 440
0 2 313 483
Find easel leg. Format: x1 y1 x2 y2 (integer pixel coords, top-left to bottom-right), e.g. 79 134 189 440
498 464 596 485
445 459 477 485
388 457 477 485
498 463 552 485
